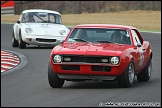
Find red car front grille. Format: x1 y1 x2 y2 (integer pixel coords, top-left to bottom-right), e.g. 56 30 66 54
61 65 80 70
91 66 111 72
62 55 111 63
60 65 111 72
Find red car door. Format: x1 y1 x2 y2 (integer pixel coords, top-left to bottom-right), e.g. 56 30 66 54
130 29 146 72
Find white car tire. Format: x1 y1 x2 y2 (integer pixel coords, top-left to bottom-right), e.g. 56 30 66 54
18 30 26 49
12 31 19 47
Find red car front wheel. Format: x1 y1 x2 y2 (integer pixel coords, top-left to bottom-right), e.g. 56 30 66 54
48 62 64 88
117 60 135 88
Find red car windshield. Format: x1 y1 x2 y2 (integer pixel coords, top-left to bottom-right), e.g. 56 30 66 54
67 28 131 45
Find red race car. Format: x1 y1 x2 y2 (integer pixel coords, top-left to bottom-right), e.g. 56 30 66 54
48 24 152 88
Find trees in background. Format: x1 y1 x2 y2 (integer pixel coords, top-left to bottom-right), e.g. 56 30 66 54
14 1 161 14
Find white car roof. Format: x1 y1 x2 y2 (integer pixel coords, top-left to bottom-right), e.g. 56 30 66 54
22 9 61 15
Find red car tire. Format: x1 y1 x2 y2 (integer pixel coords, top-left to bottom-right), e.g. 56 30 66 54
48 62 64 88
137 58 152 81
117 60 135 88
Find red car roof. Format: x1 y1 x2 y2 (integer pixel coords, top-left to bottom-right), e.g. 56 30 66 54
74 24 136 30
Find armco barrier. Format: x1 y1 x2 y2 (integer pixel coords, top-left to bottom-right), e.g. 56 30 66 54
1 6 14 15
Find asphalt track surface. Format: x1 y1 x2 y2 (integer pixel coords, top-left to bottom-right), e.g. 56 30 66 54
1 24 161 107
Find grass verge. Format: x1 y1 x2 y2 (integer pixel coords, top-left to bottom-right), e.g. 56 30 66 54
1 10 161 32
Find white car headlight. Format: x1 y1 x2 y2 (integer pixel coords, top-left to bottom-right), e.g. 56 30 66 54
59 30 66 35
110 56 120 65
53 55 62 63
25 28 33 33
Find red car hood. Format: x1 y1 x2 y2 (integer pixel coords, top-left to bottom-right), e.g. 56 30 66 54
54 42 130 56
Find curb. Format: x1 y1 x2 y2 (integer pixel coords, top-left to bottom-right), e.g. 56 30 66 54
1 49 28 75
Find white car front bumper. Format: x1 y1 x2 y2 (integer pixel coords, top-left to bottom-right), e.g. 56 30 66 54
22 34 66 46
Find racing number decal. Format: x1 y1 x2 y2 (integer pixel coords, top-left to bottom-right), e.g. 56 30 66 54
139 52 144 66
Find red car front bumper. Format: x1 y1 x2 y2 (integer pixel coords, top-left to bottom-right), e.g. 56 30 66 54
50 60 129 80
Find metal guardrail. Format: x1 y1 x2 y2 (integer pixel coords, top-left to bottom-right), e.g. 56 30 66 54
1 6 14 15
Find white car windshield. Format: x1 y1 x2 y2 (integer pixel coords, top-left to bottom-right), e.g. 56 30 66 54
22 12 62 24
67 28 132 45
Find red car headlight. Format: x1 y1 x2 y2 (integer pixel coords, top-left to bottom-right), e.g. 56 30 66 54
110 56 120 65
53 55 62 63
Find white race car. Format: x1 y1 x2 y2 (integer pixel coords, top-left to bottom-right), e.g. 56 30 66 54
12 9 70 48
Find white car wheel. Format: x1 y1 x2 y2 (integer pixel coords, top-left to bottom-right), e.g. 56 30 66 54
12 31 19 47
18 30 26 49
